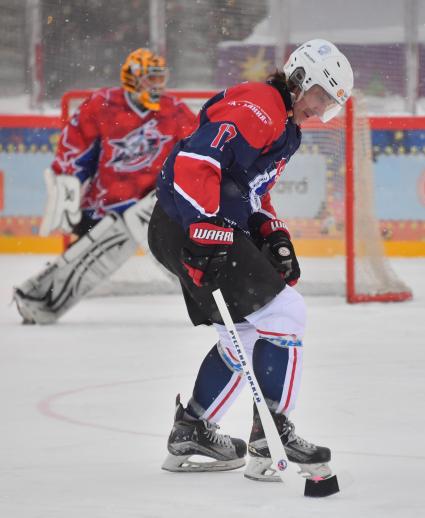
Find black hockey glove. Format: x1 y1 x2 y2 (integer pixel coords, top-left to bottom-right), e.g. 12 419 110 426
248 213 300 286
181 219 233 287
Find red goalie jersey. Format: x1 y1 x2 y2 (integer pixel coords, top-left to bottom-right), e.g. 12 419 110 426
51 87 196 219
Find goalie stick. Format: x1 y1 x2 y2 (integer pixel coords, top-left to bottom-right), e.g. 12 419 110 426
212 288 339 497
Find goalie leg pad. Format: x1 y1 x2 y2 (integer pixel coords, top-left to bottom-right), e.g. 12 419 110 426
123 190 157 249
13 214 137 324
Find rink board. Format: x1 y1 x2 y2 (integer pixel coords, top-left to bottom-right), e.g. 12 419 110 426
0 114 424 256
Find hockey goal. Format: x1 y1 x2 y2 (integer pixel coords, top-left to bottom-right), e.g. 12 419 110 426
60 89 412 303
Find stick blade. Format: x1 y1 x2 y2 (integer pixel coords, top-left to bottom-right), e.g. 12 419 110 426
304 475 340 497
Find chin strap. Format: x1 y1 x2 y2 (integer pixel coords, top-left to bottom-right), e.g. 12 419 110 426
291 89 304 103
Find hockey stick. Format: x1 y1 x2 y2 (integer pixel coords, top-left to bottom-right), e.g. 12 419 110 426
212 288 293 484
212 288 339 497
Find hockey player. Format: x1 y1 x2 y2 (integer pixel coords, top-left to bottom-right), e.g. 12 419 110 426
148 40 353 481
13 48 196 325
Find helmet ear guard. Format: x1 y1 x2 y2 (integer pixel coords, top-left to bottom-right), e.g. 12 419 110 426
287 66 306 90
120 48 168 111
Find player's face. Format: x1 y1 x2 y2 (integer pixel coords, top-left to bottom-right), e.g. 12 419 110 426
140 67 169 96
292 85 339 124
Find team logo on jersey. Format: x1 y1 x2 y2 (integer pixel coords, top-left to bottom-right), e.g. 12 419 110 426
107 119 171 172
248 157 287 210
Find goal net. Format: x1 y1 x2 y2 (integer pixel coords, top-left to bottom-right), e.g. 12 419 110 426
61 89 412 302
283 93 412 302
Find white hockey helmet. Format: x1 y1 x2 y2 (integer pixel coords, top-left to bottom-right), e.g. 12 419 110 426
283 39 353 122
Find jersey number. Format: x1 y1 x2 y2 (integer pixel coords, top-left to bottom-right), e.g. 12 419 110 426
211 123 237 151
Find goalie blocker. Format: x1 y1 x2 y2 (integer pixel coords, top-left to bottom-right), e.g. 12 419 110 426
13 194 157 325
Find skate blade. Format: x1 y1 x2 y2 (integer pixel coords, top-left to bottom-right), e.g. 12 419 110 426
297 462 333 479
245 457 336 485
162 454 245 473
244 457 281 482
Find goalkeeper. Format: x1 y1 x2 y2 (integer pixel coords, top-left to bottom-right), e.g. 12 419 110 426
13 48 195 325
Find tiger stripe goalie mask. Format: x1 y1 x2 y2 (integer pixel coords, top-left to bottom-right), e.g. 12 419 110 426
120 48 168 111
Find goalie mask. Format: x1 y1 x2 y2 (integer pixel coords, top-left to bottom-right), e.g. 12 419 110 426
121 48 168 111
283 39 353 122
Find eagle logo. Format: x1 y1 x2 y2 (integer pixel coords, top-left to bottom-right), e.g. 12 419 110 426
107 119 171 172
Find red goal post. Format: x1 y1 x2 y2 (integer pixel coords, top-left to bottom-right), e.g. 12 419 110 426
60 89 412 303
344 99 411 303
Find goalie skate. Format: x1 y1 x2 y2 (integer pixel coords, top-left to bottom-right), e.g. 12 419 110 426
162 394 246 472
245 405 334 484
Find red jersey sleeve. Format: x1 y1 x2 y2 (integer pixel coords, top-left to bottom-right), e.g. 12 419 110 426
51 92 102 182
259 192 277 218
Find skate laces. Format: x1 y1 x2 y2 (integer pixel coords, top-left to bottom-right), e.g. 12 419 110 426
202 420 232 448
282 419 316 450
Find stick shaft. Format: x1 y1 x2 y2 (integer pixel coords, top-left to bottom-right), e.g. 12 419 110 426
212 289 292 481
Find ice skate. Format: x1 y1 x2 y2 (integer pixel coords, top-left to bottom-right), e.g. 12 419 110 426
161 394 247 472
245 405 335 484
13 284 53 325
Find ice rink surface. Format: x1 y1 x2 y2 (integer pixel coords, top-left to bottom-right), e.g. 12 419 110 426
1 254 424 518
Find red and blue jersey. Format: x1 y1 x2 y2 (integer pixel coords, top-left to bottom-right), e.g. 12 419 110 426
52 87 196 219
156 81 301 232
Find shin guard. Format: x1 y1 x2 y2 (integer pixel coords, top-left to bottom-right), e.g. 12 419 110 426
187 342 244 423
252 336 303 414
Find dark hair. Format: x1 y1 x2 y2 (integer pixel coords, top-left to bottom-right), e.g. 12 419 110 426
266 70 295 111
267 69 300 92
266 70 288 89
